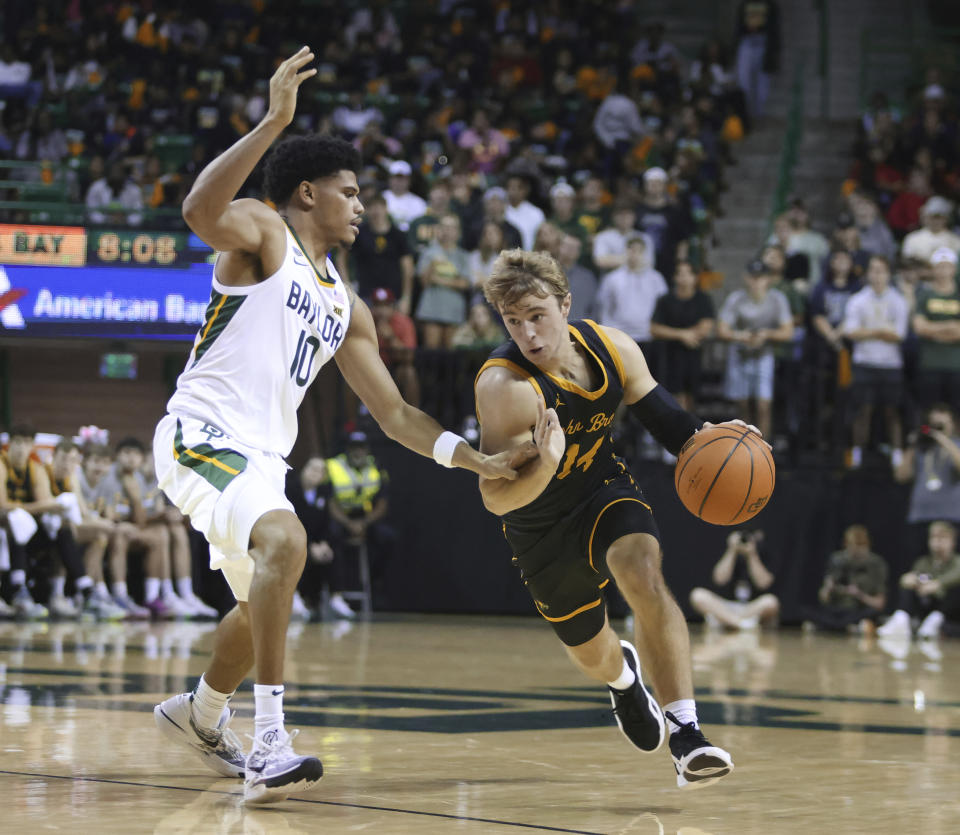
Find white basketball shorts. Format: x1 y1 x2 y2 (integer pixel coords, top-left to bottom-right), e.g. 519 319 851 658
153 413 294 601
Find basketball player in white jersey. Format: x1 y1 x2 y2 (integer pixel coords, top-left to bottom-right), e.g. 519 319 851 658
151 48 536 804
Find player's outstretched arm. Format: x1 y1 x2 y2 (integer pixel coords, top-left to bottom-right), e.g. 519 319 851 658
603 325 768 448
336 299 538 480
476 367 565 516
181 47 317 253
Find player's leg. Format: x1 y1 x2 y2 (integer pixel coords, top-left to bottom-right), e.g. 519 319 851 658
602 520 734 789
167 515 218 618
607 533 694 703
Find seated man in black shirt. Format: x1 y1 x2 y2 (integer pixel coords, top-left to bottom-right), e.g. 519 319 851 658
689 529 779 630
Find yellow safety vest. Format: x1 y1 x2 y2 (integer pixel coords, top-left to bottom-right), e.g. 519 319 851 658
326 454 384 514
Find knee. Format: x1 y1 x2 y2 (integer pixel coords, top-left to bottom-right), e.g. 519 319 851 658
758 593 780 616
251 513 307 577
689 587 711 612
607 537 665 601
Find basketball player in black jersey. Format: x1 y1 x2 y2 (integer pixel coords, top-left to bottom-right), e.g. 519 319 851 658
476 249 754 789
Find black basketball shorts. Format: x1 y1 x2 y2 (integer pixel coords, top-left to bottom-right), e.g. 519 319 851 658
504 472 660 647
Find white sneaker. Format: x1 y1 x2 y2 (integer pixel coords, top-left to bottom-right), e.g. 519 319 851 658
290 592 312 622
162 593 194 619
49 594 80 619
244 727 323 804
738 616 759 630
12 587 48 619
877 610 912 638
84 591 128 621
154 692 246 778
181 594 219 620
328 594 355 620
112 593 151 620
917 610 944 640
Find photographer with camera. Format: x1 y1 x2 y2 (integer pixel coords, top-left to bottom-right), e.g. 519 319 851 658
893 403 960 562
689 529 780 630
878 520 960 639
801 525 887 634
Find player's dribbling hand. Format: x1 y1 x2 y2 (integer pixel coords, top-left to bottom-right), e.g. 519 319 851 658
266 46 317 127
533 397 566 467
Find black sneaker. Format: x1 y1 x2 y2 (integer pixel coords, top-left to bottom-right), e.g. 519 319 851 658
665 711 734 789
608 640 665 753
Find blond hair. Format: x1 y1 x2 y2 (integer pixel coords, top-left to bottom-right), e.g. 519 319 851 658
483 248 569 310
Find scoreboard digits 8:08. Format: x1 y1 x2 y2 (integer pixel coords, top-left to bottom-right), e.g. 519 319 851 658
91 229 186 266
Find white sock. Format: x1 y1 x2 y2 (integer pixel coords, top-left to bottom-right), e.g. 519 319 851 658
144 577 161 602
10 569 26 588
176 577 195 600
606 658 637 691
95 581 109 598
112 580 128 598
161 578 176 599
665 699 699 732
75 575 93 592
254 683 285 739
51 576 66 598
191 674 233 730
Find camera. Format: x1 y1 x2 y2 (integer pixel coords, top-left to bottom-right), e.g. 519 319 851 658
916 421 947 449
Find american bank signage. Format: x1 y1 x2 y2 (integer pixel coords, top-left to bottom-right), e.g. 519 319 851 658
0 262 213 340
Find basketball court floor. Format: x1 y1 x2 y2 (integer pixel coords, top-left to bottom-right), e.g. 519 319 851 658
1 615 957 834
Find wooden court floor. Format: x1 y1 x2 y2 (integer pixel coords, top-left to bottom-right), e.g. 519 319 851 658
1 615 958 834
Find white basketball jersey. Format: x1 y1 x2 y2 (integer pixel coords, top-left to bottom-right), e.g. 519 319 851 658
167 224 351 455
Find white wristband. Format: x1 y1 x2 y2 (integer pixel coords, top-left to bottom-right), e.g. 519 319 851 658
433 431 465 468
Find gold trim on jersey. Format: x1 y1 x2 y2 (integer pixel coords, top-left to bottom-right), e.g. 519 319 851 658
540 325 609 401
283 219 337 289
173 442 242 476
588 497 652 571
474 358 545 422
585 319 626 388
200 293 227 342
535 596 603 622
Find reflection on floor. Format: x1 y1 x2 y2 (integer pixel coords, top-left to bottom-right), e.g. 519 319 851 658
1 616 958 834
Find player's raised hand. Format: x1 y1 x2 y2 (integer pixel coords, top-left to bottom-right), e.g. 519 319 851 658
533 397 566 466
266 46 317 127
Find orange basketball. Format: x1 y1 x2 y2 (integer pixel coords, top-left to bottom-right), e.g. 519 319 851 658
674 424 775 526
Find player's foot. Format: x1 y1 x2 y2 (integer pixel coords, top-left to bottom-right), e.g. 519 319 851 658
179 594 219 620
146 597 174 620
290 591 312 622
12 587 48 620
328 593 355 620
244 727 323 804
82 589 127 621
111 592 151 620
608 640 665 753
877 609 911 638
665 712 734 789
162 593 195 619
917 610 944 640
154 692 246 778
48 594 80 620
0 596 15 619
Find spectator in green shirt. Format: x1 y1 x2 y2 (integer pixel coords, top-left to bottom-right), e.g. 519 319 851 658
801 525 887 633
878 520 960 639
912 246 960 412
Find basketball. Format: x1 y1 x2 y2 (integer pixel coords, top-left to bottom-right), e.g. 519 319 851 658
674 423 775 526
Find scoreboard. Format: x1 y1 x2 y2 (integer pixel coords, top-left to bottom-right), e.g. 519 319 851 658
0 222 216 340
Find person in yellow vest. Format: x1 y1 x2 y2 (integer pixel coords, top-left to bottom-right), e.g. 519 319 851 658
326 431 394 614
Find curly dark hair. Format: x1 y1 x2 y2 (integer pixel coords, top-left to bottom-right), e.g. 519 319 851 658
263 134 361 205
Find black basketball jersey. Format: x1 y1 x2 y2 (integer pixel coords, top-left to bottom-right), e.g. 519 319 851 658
2 452 37 504
476 319 628 532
